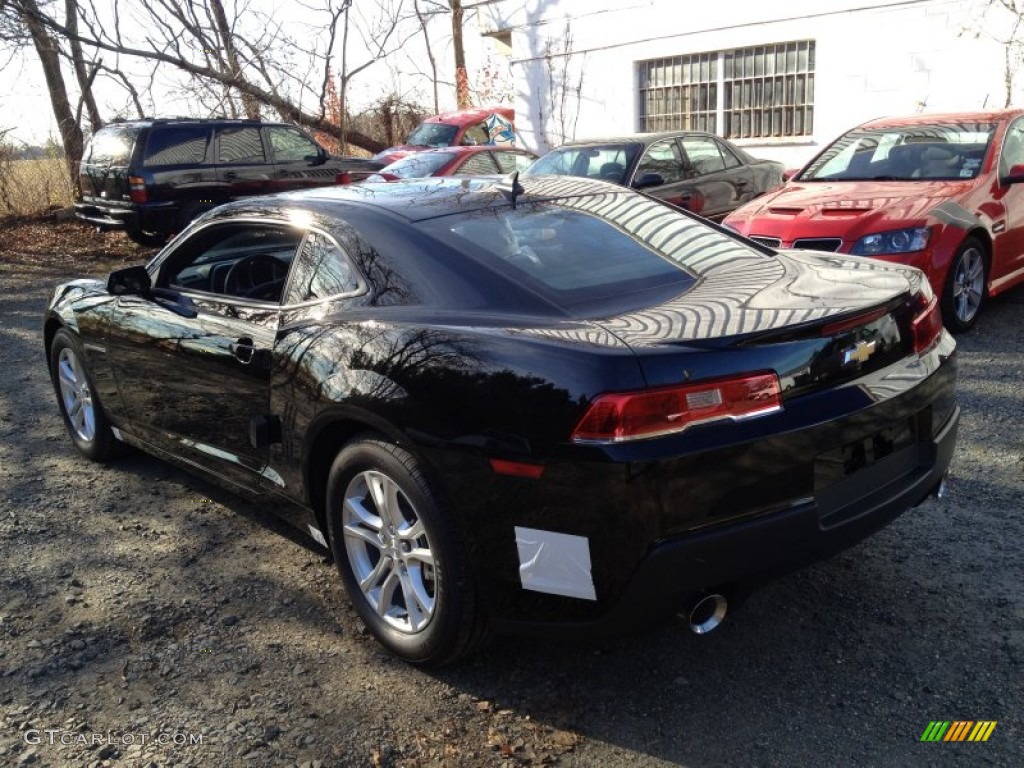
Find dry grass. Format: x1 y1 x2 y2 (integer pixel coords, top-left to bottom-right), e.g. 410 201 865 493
0 155 76 216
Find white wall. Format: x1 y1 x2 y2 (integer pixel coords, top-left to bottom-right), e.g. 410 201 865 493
482 0 1019 166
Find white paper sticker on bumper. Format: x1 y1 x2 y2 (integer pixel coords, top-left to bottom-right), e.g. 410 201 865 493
514 526 597 601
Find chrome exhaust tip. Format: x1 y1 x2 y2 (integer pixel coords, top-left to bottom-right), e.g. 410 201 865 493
686 593 728 635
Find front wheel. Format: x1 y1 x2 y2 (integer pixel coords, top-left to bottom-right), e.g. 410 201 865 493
941 237 987 332
325 435 485 665
49 329 119 462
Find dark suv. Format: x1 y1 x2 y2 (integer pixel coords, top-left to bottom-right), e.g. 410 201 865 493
75 118 382 246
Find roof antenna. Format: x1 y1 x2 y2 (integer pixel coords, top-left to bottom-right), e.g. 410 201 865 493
497 170 525 209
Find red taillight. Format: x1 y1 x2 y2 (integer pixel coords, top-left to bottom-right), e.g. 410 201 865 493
335 171 352 184
911 293 943 354
571 372 782 443
128 175 148 203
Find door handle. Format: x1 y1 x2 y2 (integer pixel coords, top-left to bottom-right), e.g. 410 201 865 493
223 171 238 180
231 337 255 364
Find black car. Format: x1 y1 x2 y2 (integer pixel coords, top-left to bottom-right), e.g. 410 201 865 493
75 118 382 246
46 176 958 665
526 131 784 220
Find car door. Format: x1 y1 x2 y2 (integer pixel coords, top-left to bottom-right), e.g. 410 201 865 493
991 116 1024 287
631 138 699 210
678 135 755 220
104 220 302 490
266 125 335 191
214 125 272 198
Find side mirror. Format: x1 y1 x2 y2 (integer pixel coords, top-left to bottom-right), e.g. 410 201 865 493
107 265 152 296
632 172 665 190
1003 163 1024 184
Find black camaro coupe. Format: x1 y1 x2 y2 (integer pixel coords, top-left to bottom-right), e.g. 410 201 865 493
45 176 959 664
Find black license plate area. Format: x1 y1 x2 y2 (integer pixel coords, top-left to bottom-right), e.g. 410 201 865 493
814 417 919 491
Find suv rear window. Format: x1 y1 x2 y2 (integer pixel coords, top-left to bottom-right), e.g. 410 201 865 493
84 125 140 165
144 125 211 166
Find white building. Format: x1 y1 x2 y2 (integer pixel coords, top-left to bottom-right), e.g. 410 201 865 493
471 0 1024 167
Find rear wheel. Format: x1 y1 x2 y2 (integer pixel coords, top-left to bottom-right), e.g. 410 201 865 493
49 329 119 462
325 435 485 665
941 237 987 332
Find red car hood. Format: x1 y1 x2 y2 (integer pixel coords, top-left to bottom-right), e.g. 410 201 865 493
725 179 977 240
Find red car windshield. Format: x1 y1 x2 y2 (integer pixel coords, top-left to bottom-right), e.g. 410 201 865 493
799 122 997 182
406 122 459 147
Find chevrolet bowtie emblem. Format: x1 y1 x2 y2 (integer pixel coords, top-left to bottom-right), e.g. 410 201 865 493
842 340 877 365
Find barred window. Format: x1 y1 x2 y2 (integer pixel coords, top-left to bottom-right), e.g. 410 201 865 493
639 41 815 140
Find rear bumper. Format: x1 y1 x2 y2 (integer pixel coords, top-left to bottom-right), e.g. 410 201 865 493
75 201 177 233
494 404 959 639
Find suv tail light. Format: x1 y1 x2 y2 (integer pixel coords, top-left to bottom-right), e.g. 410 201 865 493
336 171 352 184
911 290 943 354
128 176 148 203
571 372 782 443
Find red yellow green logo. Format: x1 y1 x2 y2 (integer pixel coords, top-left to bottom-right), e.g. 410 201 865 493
920 721 997 742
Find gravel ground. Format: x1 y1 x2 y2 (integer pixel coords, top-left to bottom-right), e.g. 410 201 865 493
1 237 1022 767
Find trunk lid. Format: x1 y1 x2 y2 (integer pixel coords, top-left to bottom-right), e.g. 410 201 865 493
589 247 927 396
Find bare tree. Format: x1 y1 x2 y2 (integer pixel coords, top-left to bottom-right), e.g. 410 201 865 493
14 0 420 154
413 0 440 113
10 0 83 183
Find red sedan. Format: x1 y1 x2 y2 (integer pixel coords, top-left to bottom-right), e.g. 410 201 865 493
724 110 1024 331
365 145 536 182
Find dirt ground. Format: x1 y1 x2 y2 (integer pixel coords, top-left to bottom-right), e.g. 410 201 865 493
1 220 1022 767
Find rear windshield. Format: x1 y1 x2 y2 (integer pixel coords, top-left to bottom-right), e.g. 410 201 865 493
526 144 641 183
379 152 456 178
84 125 140 165
406 122 459 148
144 125 211 166
419 192 754 313
800 122 997 181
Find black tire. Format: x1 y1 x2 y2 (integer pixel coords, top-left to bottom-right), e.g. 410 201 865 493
125 228 168 248
325 434 486 665
49 328 120 462
941 237 988 333
176 202 211 232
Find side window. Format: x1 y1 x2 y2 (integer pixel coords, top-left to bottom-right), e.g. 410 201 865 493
494 151 535 173
999 119 1024 177
158 223 301 303
144 126 210 166
715 138 742 169
681 136 727 177
217 127 266 164
635 139 686 184
454 153 501 175
462 122 490 146
283 232 361 305
268 127 321 163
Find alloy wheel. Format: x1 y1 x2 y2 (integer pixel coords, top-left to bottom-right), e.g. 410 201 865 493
952 246 985 325
57 347 96 442
341 470 437 633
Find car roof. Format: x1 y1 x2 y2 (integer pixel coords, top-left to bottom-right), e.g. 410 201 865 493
229 175 620 223
422 106 515 126
555 131 720 148
856 109 1024 130
99 117 299 130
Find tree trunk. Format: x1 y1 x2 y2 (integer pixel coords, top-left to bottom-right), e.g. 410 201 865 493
450 0 470 108
64 0 101 133
19 0 83 195
210 0 260 119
